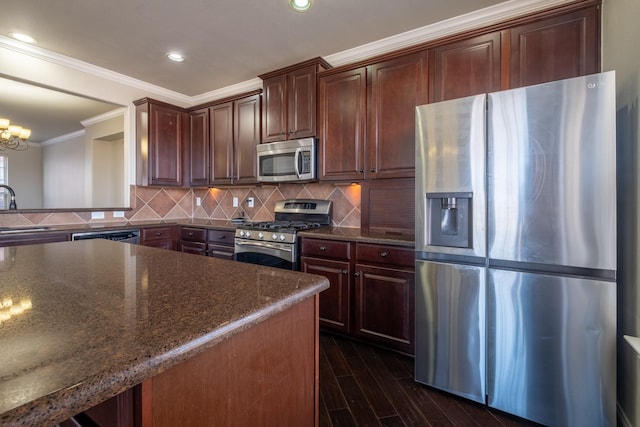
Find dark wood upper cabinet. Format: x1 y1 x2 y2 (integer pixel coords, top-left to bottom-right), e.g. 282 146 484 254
259 58 331 143
430 32 501 102
318 67 367 181
367 50 429 179
508 5 600 88
209 102 234 185
188 108 209 187
233 93 261 185
135 98 186 187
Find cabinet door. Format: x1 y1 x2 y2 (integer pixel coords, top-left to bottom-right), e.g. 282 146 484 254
509 6 600 88
431 32 501 102
354 264 415 354
234 94 261 185
318 68 367 181
367 51 428 179
288 65 317 140
301 256 351 333
209 102 234 185
262 74 287 143
189 108 210 186
149 103 184 186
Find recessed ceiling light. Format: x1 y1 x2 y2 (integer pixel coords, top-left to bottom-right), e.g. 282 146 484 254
167 52 185 62
289 0 312 12
9 32 36 44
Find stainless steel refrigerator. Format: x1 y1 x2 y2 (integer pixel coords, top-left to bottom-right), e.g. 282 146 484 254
414 71 616 427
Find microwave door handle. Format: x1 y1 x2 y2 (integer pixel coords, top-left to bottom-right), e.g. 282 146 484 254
294 148 301 178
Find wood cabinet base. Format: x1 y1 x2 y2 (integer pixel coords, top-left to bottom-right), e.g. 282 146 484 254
141 296 319 427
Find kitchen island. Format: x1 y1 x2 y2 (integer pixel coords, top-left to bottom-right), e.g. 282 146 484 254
0 239 328 426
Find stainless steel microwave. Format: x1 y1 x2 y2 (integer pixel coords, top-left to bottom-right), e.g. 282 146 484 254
257 138 317 183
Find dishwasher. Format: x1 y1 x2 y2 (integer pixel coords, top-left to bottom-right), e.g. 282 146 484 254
71 229 140 244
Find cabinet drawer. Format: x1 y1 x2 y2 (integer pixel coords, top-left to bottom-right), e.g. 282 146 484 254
356 243 414 268
207 229 234 246
207 243 234 260
181 227 207 242
181 241 207 255
142 226 175 242
301 238 351 259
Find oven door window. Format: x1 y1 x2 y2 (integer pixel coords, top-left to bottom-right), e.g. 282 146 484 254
234 239 297 270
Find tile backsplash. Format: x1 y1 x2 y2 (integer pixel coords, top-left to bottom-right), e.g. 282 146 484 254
0 183 361 228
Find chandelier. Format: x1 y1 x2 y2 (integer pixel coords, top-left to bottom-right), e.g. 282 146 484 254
0 118 31 151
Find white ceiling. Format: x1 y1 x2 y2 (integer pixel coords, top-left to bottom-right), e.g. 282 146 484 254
0 0 574 142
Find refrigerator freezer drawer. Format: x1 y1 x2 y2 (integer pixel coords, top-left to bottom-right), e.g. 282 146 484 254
487 269 616 427
415 260 485 403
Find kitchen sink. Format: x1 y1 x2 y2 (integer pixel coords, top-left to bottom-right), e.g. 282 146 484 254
0 226 52 234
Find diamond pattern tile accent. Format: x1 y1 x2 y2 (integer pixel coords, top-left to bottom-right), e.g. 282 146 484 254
0 183 362 228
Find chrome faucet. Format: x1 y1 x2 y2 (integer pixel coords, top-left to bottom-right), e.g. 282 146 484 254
0 185 17 210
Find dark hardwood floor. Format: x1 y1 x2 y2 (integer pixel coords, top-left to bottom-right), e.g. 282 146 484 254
319 333 541 427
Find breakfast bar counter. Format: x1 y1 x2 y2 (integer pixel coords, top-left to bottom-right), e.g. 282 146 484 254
0 240 329 426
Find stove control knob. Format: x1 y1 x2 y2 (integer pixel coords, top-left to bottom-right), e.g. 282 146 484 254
279 234 286 241
245 231 252 238
239 230 245 237
258 232 264 239
272 233 278 240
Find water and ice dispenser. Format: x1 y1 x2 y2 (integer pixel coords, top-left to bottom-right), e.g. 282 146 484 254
426 192 472 248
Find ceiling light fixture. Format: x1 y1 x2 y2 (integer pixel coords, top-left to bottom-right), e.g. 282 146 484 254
9 32 36 44
0 118 31 151
167 52 185 62
289 0 312 12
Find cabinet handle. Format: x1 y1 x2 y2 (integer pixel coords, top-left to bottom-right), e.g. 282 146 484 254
342 270 348 275
319 246 326 251
354 272 361 277
155 232 162 236
188 232 194 236
370 168 376 173
380 252 388 257
218 235 225 239
358 169 364 173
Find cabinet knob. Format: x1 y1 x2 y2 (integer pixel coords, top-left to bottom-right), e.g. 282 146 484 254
188 232 194 236
358 169 364 173
319 246 327 251
342 270 348 275
380 252 388 257
370 168 377 173
354 272 361 277
156 232 162 236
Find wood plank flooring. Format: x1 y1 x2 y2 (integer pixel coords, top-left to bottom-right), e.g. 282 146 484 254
319 333 542 427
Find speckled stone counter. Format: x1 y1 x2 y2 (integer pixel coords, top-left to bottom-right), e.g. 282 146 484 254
298 226 415 247
0 240 328 426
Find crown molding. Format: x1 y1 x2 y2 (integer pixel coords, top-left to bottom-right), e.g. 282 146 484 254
41 129 85 146
81 107 127 128
325 0 577 66
0 0 578 105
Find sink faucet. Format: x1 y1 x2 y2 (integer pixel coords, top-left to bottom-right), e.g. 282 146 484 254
0 185 17 210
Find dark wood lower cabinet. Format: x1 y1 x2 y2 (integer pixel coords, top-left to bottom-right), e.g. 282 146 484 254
140 226 177 251
354 264 415 354
301 237 415 355
179 227 234 259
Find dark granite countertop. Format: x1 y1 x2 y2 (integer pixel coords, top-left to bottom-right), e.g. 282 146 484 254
0 240 328 426
299 227 415 248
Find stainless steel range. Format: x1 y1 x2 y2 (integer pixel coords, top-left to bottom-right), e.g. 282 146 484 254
234 199 332 270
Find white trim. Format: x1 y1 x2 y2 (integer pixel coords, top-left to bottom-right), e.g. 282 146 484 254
81 107 127 127
41 129 85 146
0 0 578 105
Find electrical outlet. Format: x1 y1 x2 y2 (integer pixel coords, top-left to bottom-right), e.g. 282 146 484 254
247 197 254 208
91 211 105 220
196 197 202 206
113 211 125 218
233 197 239 207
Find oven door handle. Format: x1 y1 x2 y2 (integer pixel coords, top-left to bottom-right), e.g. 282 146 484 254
235 240 293 253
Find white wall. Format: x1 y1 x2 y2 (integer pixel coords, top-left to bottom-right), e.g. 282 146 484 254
602 0 640 425
4 145 43 208
42 134 86 208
